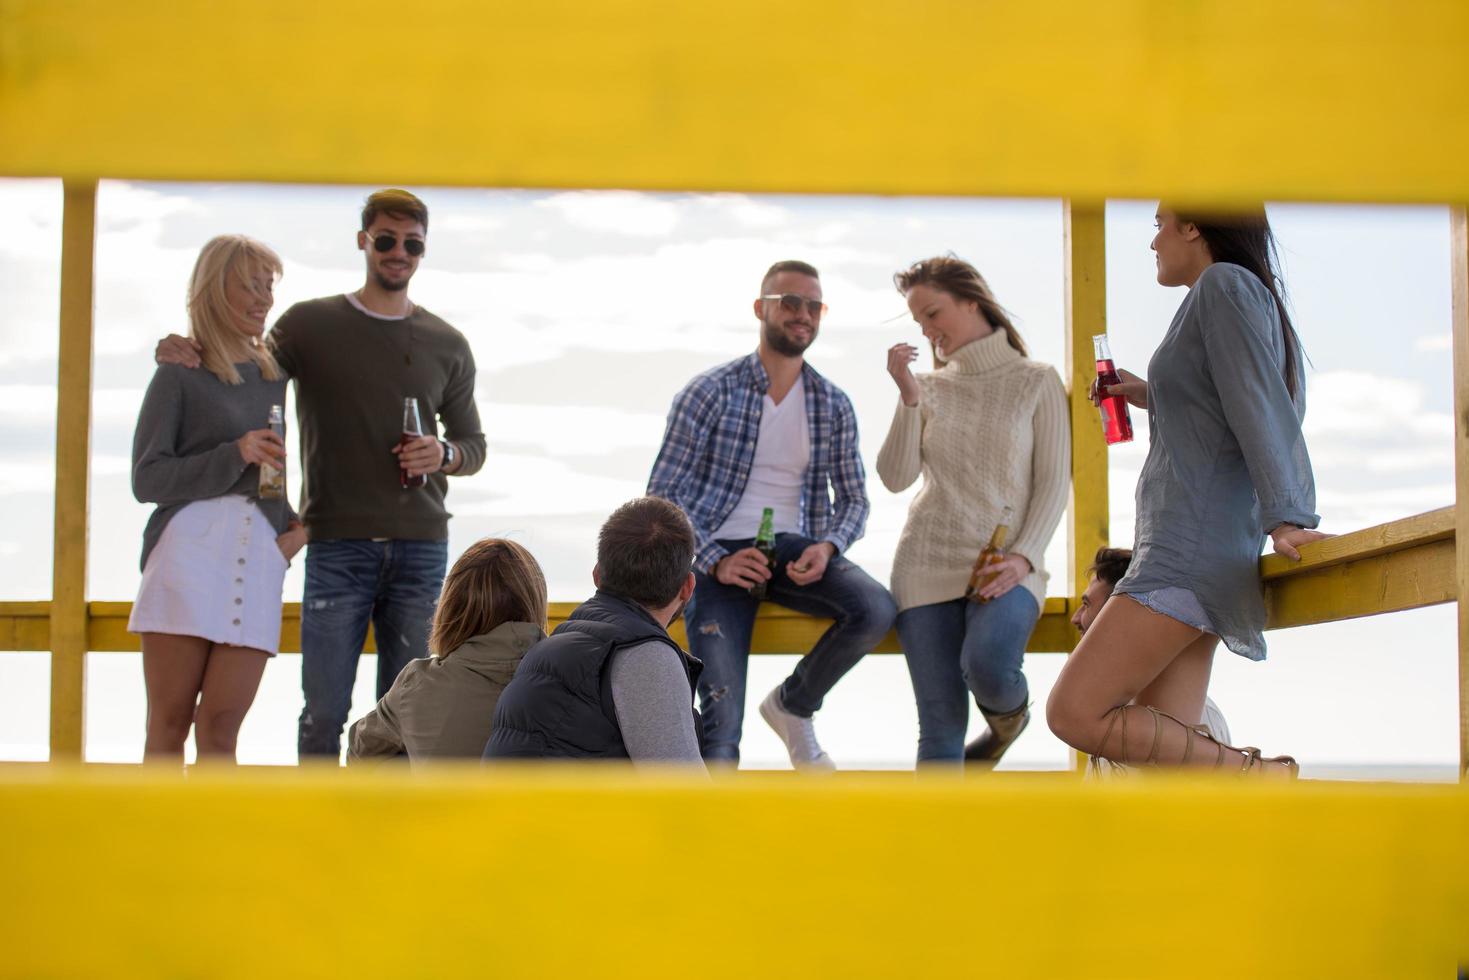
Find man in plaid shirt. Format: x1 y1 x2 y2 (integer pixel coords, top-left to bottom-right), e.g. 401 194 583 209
648 260 897 769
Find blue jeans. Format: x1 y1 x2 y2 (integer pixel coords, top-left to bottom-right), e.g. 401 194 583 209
297 538 448 758
685 534 897 762
896 588 1039 763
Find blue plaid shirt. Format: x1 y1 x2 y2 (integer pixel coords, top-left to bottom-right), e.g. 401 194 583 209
647 352 870 574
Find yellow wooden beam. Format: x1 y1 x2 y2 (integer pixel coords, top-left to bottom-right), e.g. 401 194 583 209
15 599 1075 656
4 508 1463 657
1 768 1464 978
1064 201 1109 773
48 180 95 761
1261 506 1454 580
1264 541 1455 631
1064 202 1109 601
2 2 1467 203
1451 206 1469 779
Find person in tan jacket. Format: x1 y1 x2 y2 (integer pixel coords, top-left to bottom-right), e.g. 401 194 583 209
347 539 547 764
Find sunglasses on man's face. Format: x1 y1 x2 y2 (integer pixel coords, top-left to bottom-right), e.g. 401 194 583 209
366 233 425 256
760 293 827 317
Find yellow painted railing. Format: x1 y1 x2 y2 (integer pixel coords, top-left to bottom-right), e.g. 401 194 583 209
1 766 1466 979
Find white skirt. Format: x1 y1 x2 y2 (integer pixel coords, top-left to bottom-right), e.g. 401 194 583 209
129 496 288 655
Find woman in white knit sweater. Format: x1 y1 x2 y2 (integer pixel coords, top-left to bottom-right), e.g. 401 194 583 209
877 257 1070 765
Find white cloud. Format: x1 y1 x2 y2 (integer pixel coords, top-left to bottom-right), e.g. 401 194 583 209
703 194 790 229
534 190 681 237
1413 333 1453 353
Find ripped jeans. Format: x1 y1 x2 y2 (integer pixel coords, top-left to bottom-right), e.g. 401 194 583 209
686 534 897 762
297 538 447 758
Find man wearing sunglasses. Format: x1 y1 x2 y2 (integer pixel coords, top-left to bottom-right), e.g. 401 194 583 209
156 188 486 761
648 260 897 770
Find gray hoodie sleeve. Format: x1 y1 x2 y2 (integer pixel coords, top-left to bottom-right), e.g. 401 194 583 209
607 641 705 768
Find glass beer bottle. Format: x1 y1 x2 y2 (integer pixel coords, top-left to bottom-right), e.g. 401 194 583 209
750 507 777 600
399 397 426 490
1093 334 1134 444
258 404 286 499
965 506 1014 604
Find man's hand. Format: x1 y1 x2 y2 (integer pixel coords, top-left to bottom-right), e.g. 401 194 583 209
786 542 837 587
156 334 202 368
392 434 445 478
714 547 773 589
236 428 286 467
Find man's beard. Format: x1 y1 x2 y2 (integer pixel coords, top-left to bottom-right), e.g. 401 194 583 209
373 269 410 292
762 317 814 357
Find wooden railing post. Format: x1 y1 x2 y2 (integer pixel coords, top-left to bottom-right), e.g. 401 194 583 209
1451 206 1469 781
49 179 97 761
1064 200 1109 772
1064 202 1109 606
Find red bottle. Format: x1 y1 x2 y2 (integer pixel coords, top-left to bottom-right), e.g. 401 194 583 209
399 396 426 489
1093 334 1134 445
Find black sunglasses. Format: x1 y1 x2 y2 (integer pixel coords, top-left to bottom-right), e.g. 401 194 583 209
760 293 827 317
366 233 425 256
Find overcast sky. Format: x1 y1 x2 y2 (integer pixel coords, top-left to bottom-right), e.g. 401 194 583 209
0 180 1457 772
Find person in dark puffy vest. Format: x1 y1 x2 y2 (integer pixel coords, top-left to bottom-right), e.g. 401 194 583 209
484 496 705 767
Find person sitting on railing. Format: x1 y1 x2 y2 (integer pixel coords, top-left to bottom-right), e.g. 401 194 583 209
876 255 1070 767
128 235 308 765
1047 206 1328 776
346 539 547 765
646 260 897 771
483 497 705 768
1073 546 1231 748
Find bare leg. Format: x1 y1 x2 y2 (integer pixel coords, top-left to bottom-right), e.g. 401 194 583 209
1134 631 1216 724
141 633 211 765
194 644 270 763
1047 596 1294 774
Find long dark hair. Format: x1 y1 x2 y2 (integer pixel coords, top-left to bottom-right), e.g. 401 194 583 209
893 254 1028 358
1172 206 1303 399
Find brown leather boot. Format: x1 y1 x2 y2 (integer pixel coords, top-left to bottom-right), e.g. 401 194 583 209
963 703 1030 767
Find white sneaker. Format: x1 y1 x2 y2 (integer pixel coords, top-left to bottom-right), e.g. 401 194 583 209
759 687 836 771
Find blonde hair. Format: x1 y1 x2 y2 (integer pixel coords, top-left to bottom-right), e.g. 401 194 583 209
187 234 285 385
430 538 548 657
894 254 1029 362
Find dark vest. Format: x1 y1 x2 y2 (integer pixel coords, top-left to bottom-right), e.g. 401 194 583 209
483 590 702 759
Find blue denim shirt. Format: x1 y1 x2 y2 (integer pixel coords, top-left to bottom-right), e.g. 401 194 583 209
647 353 870 573
1114 263 1319 661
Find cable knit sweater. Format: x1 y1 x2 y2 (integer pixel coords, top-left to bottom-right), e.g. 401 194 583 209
876 329 1070 612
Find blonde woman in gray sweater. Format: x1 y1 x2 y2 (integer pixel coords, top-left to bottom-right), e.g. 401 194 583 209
129 235 307 764
877 257 1070 765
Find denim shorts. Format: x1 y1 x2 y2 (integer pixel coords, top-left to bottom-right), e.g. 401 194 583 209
1117 586 1216 635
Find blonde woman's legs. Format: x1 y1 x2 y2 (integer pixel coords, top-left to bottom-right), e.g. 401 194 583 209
141 633 211 763
194 644 269 761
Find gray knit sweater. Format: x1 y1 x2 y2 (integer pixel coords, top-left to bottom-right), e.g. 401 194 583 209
131 361 294 570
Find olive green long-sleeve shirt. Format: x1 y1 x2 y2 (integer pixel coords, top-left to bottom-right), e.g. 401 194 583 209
268 295 486 541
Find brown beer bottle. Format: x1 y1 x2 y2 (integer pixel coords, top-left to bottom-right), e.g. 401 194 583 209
399 397 426 490
964 506 1014 604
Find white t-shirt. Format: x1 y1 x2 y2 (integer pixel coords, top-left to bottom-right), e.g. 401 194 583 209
714 377 809 539
344 291 410 321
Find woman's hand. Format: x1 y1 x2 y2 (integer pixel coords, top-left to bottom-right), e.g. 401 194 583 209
1090 368 1149 410
237 427 286 467
975 553 1033 601
277 521 308 563
1270 524 1331 561
887 343 921 407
